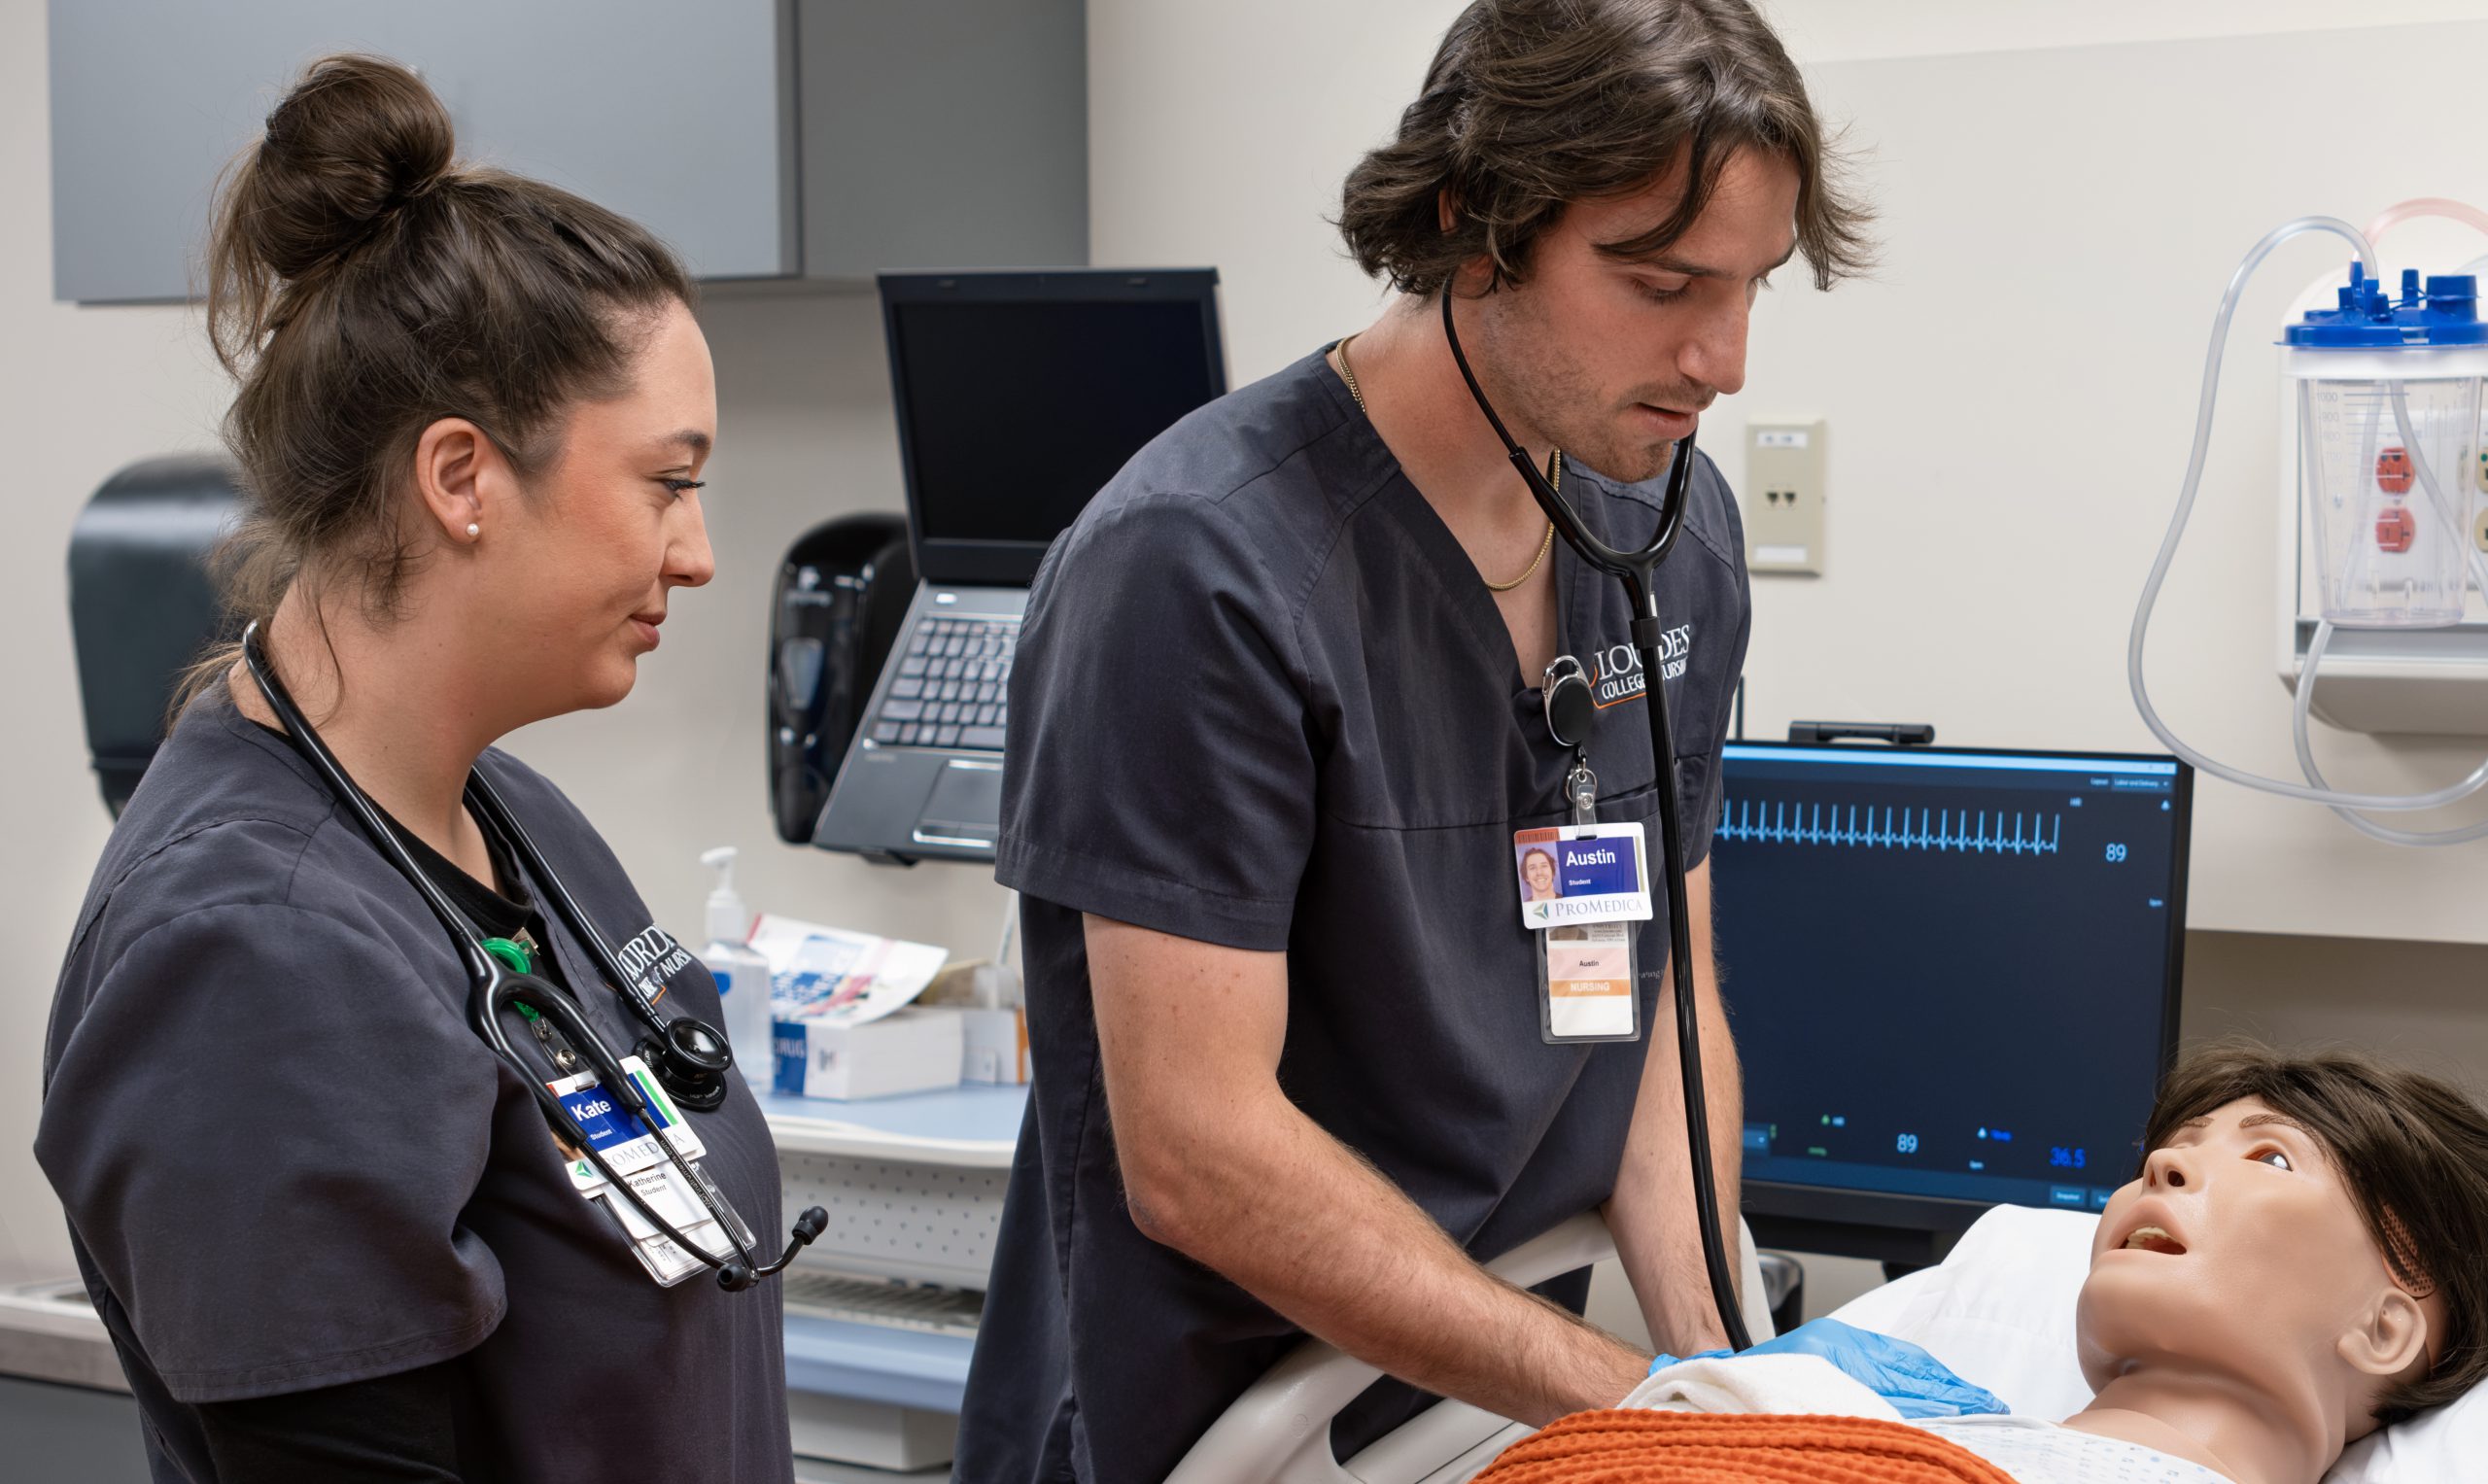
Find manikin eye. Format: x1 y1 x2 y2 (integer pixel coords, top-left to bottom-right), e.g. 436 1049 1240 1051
2252 1147 2295 1172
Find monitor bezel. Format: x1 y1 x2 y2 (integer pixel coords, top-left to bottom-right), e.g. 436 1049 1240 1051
876 267 1227 588
1716 740 2194 1262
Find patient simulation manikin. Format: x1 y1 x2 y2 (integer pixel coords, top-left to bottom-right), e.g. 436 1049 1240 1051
1477 1048 2488 1484
1903 1093 2447 1484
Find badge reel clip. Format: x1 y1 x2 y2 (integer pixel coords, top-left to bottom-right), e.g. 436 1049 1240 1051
1532 657 1641 1046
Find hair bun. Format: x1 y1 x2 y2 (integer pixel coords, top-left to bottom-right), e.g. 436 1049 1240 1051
238 53 455 279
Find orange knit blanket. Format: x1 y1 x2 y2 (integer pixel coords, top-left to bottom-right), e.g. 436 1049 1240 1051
1471 1410 2021 1483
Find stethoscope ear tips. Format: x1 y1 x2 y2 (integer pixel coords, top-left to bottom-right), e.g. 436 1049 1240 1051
717 1261 757 1292
793 1207 828 1244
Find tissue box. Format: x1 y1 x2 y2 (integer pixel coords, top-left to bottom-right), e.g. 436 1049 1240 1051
773 1007 964 1100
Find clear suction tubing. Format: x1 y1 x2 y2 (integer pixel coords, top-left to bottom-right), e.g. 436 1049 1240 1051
2127 216 2488 843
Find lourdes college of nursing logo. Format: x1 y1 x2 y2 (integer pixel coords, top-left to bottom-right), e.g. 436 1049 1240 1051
616 924 696 987
1591 623 1694 707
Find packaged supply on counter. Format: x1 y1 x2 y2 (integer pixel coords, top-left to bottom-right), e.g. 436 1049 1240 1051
921 958 1029 1086
748 913 951 1097
772 1007 965 1100
750 914 948 1028
956 1008 1028 1086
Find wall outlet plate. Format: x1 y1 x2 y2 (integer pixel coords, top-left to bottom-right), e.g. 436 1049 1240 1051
1745 419 1826 575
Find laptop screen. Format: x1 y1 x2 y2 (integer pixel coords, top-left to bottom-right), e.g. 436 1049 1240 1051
1712 742 2192 1242
880 270 1227 586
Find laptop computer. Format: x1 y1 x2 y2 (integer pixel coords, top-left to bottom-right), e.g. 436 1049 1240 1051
812 267 1227 865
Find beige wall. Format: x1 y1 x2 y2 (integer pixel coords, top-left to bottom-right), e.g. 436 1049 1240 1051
9 0 2488 1307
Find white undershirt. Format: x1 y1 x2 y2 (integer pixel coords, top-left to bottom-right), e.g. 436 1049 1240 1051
1911 1415 2232 1484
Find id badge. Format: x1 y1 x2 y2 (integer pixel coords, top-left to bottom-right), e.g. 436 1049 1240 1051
585 1184 712 1286
1512 823 1653 932
1516 754 1643 1044
550 1055 707 1186
547 1061 742 1288
1536 920 1640 1042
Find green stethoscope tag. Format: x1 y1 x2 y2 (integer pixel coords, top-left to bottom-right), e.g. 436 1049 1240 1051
482 937 546 1023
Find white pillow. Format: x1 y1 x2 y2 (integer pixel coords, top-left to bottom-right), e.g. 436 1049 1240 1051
1824 1203 2486 1484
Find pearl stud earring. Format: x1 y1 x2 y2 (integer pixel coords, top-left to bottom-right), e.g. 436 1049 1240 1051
466 523 481 538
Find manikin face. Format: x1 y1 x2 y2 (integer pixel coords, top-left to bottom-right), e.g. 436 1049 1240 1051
2078 1097 2438 1438
469 299 718 715
1467 148 1801 483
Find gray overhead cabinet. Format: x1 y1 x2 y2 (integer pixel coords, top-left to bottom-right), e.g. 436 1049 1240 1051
48 0 1087 303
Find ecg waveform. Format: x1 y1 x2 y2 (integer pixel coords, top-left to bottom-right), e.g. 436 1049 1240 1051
1717 797 2065 856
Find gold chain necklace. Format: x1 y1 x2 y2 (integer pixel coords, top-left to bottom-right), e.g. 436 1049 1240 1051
1335 333 1558 593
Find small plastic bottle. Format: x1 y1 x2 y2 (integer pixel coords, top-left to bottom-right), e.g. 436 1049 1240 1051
697 846 774 1092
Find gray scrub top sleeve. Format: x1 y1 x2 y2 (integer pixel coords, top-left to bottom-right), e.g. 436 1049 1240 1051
997 491 1316 951
36 902 507 1403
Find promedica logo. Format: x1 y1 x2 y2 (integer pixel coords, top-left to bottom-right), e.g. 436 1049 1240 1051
1591 624 1694 708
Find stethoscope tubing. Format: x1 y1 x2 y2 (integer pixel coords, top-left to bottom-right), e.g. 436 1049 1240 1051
1439 294 1752 1352
466 768 677 1042
237 621 818 1289
474 965 771 1278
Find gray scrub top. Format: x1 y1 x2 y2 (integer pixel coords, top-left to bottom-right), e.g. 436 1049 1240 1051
36 686 793 1484
956 348 1753 1482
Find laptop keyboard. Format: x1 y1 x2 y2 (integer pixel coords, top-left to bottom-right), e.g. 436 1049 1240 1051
870 616 1017 750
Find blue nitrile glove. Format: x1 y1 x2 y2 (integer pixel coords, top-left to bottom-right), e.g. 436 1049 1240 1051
1644 1318 2007 1419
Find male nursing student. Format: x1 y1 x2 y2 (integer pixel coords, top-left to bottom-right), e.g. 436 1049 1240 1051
956 2 1874 1478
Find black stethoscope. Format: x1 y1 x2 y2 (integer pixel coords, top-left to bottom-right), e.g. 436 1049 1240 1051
241 622 826 1292
1441 292 1752 1351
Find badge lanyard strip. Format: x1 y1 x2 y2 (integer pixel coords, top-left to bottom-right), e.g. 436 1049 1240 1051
1442 295 1752 1351
1537 662 1640 1045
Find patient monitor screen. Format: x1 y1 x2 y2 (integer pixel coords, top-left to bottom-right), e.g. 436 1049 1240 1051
888 297 1222 549
1713 743 2190 1221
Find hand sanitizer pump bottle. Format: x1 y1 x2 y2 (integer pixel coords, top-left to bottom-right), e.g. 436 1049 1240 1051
698 846 774 1090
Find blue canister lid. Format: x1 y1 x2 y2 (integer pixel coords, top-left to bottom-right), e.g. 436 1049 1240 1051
2285 264 2488 347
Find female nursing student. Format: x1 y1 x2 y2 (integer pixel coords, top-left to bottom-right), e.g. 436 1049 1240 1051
34 55 794 1483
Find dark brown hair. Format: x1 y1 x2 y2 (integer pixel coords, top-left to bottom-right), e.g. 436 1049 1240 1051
177 52 695 712
1338 0 1872 296
2142 1042 2488 1424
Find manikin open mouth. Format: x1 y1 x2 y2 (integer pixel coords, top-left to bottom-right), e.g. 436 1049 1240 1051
2123 1225 2188 1256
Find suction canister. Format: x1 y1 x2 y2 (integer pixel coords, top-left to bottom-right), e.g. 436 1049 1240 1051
2285 265 2487 629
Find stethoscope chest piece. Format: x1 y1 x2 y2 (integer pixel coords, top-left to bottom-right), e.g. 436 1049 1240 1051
645 1018 733 1112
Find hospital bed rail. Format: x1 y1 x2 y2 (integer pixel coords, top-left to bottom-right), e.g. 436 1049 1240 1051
1165 1212 1773 1484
